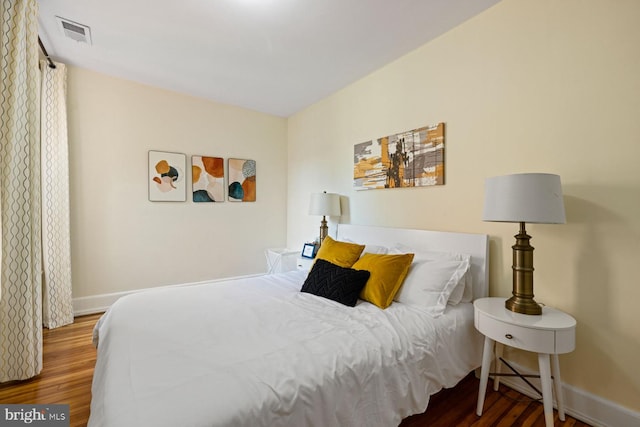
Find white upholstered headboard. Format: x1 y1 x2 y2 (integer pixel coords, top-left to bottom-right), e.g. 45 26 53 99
336 224 489 299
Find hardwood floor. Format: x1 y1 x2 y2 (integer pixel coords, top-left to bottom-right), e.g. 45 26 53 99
399 373 591 427
0 314 100 427
0 314 591 427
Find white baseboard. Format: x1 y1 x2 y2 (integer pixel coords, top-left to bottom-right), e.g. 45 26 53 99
491 361 640 427
72 273 264 316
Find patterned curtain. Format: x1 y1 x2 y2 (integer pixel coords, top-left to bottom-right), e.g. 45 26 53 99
0 0 43 381
41 61 73 329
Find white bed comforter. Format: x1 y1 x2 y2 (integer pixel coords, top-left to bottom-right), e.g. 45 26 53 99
89 271 482 427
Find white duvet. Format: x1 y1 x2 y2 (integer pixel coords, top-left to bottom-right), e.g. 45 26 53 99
89 271 482 427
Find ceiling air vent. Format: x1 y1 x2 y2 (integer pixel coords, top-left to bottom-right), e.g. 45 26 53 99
55 16 92 45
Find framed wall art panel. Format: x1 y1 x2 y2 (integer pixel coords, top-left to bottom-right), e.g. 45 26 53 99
354 122 445 191
228 158 256 202
192 155 224 202
148 150 187 202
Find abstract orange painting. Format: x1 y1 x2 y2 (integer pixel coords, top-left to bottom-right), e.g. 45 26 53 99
192 155 224 202
354 122 445 191
228 158 256 202
148 150 186 201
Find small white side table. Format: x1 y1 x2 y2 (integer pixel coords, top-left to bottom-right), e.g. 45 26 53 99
474 297 576 427
265 248 299 274
296 257 313 272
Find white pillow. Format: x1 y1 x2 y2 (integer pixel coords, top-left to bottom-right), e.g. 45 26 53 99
344 239 388 256
362 244 388 255
393 258 470 317
451 270 473 304
389 245 473 304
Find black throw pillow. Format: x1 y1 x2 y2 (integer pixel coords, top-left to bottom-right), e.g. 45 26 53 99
300 259 370 307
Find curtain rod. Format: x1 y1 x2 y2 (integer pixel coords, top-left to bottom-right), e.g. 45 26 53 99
38 36 56 69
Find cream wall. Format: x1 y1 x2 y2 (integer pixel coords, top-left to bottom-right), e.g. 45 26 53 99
287 0 640 415
67 66 288 298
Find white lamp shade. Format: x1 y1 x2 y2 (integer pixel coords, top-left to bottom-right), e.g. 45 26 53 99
309 192 341 217
483 173 566 224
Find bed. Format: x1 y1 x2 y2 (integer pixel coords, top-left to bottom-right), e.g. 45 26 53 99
88 224 489 427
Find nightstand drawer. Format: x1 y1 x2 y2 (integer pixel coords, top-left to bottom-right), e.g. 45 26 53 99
296 257 313 271
476 312 556 353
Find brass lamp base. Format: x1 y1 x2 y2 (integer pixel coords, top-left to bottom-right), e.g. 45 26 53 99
506 222 542 315
319 216 328 243
505 295 542 315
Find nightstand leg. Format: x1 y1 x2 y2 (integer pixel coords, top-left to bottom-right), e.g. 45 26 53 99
477 336 494 416
538 353 554 427
493 342 503 391
552 354 566 421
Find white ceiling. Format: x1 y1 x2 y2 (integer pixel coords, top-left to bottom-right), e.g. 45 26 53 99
38 0 500 117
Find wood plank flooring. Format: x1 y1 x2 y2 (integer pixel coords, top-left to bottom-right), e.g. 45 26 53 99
0 314 591 427
0 314 99 426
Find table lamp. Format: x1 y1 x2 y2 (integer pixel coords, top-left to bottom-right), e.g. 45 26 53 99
309 191 341 244
483 173 566 315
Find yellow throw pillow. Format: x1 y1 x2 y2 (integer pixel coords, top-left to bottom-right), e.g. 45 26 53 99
315 236 365 268
353 253 414 309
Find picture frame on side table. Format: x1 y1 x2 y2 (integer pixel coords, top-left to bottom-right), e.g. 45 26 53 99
301 243 317 259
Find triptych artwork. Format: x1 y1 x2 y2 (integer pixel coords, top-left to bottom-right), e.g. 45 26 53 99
148 150 256 202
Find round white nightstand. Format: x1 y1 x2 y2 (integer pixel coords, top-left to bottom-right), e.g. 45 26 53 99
474 297 576 427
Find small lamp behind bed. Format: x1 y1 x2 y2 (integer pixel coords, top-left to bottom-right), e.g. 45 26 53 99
482 173 566 315
309 191 341 244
